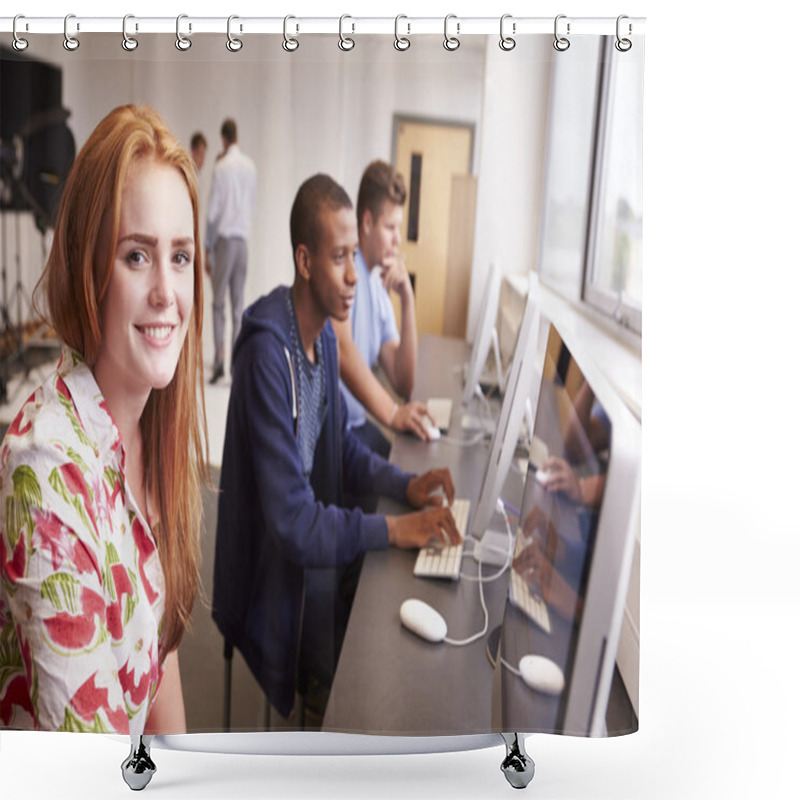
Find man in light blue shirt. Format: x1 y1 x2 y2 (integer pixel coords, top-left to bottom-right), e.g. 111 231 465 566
205 118 257 384
333 161 434 460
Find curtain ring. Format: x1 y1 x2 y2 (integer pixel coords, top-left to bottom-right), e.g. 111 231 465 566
338 14 355 51
12 15 29 51
443 14 460 51
283 15 299 52
394 15 410 51
176 14 192 51
63 13 79 51
122 14 139 51
553 14 570 51
499 14 516 51
615 15 632 52
227 15 243 52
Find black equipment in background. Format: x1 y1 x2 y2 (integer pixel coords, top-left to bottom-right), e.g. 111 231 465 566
1 45 76 232
1 46 75 404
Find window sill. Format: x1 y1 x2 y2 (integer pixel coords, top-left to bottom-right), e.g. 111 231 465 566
505 273 642 421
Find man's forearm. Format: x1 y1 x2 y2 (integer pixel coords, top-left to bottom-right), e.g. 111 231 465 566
393 286 417 397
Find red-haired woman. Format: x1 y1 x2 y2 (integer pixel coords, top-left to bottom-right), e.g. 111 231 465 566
0 105 209 746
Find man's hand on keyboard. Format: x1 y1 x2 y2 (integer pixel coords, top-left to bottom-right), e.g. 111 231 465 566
406 467 455 509
386 507 462 550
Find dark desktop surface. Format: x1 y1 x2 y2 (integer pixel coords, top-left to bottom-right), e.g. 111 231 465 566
0 332 637 737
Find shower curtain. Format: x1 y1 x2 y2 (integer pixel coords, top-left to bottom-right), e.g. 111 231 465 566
0 19 642 746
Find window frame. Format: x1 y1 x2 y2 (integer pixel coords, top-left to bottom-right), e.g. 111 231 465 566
539 36 643 337
582 37 643 335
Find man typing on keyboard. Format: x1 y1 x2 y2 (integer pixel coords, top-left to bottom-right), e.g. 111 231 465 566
212 174 461 728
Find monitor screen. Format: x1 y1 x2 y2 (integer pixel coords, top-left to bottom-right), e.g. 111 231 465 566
468 273 541 540
495 320 640 736
461 261 503 404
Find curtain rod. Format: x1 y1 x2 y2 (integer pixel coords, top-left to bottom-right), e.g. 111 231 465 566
1 15 645 37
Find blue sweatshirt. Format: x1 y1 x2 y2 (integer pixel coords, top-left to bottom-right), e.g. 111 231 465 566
212 286 413 718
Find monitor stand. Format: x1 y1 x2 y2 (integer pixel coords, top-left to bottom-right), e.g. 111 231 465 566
473 529 513 567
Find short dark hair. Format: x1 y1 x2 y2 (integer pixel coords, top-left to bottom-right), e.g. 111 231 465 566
290 174 353 264
190 131 206 150
221 118 237 144
356 160 406 228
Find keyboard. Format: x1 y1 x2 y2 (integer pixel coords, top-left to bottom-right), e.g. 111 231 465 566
413 498 470 580
508 538 552 634
427 397 453 432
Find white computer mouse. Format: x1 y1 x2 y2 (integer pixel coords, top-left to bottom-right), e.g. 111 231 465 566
400 598 447 643
518 655 565 695
422 418 441 441
422 417 442 442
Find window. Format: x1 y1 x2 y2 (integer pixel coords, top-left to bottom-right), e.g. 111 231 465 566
539 37 644 335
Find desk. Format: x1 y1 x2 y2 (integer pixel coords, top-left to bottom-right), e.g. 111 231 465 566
323 334 522 735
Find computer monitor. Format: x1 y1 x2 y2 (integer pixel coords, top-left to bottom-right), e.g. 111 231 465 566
468 272 542 541
461 261 504 405
495 314 641 737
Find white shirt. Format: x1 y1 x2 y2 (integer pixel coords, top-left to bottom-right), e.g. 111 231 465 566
205 143 257 248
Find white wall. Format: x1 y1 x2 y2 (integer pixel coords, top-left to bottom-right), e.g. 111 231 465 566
5 33 488 371
467 36 552 341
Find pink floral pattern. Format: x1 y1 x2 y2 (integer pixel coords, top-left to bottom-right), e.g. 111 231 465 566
0 348 164 734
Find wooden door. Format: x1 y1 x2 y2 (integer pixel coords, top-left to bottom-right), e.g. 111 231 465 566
393 117 474 337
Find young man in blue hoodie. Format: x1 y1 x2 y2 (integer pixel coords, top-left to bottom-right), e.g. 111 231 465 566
212 174 460 725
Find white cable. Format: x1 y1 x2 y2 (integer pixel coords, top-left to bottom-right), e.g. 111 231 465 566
443 498 514 646
443 554 488 646
459 498 515 584
477 384 494 428
439 430 486 448
500 657 521 676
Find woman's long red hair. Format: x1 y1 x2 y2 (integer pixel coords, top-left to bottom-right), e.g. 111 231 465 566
39 104 210 658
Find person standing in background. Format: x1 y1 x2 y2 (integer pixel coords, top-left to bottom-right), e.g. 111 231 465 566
205 118 257 384
190 132 207 172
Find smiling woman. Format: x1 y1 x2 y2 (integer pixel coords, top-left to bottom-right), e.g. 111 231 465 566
94 158 196 404
0 105 209 738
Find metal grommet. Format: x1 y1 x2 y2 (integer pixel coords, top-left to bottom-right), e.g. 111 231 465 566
615 15 632 52
443 14 460 51
338 14 355 51
12 15 29 51
122 14 139 51
63 13 79 51
394 14 410 51
176 14 192 51
227 15 243 52
283 15 299 52
499 14 516 51
553 14 570 52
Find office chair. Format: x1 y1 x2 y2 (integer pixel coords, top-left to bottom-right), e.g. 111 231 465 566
222 640 273 731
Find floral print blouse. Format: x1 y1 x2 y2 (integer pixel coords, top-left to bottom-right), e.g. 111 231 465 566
0 348 164 733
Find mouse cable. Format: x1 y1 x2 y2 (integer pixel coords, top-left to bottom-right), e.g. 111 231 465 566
444 500 516 646
500 657 522 677
443 553 489 646
459 500 515 585
439 430 488 448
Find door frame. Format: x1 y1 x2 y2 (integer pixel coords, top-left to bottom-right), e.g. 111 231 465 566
391 114 477 176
